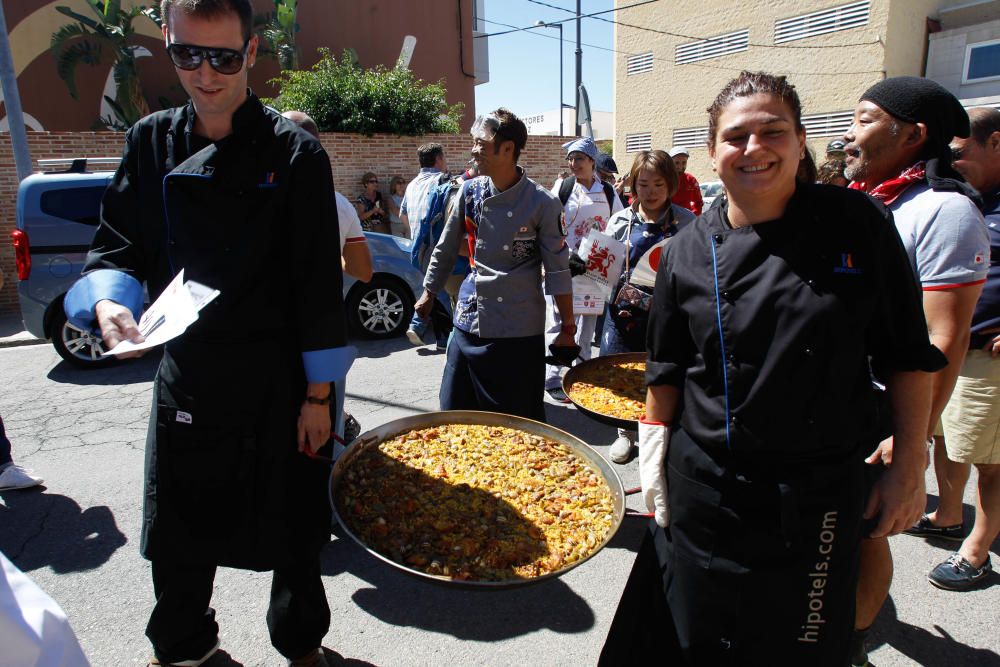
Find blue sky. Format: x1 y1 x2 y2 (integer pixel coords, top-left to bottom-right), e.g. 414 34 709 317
473 0 615 117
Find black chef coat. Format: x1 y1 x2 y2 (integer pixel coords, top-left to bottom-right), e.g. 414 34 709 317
647 183 944 462
81 94 347 570
605 184 945 665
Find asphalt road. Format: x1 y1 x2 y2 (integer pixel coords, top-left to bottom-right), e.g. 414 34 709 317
0 339 997 666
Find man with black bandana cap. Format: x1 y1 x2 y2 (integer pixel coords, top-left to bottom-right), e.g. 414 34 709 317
843 76 990 667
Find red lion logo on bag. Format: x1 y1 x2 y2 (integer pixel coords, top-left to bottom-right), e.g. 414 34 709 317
586 245 616 279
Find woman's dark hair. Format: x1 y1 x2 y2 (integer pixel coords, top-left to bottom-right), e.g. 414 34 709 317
360 171 377 185
796 146 817 184
707 71 803 150
627 150 680 200
389 175 406 193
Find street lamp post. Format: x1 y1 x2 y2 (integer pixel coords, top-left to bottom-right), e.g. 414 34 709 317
535 21 564 137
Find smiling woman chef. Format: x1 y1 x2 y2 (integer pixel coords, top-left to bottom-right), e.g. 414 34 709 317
600 71 946 665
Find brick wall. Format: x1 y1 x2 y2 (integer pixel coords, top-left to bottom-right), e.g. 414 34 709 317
0 132 572 317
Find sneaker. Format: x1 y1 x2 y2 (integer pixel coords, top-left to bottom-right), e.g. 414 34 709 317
0 464 43 491
148 639 220 667
546 387 571 403
903 514 964 541
405 328 424 346
288 648 330 667
928 552 993 591
609 435 634 464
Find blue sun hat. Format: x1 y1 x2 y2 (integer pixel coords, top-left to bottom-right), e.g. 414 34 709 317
562 137 599 161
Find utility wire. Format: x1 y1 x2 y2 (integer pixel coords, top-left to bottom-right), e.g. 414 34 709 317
480 16 881 76
524 0 881 49
473 0 657 38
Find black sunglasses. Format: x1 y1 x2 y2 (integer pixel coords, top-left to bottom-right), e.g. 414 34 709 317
166 41 249 75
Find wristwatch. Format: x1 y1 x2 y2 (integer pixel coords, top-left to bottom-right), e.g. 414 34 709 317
304 395 332 406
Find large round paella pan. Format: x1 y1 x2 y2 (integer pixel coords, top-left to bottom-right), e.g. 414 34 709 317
562 352 648 430
330 410 626 589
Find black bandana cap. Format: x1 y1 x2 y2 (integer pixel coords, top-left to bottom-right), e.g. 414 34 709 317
859 76 970 144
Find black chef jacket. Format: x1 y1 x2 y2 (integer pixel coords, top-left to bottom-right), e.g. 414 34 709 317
69 93 347 570
647 183 945 463
609 184 947 665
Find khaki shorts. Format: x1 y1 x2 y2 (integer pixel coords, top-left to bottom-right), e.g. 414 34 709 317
941 349 1000 464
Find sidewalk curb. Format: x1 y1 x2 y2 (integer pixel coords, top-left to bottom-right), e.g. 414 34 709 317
0 335 47 349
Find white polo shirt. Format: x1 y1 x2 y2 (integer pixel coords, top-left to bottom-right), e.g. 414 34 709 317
889 184 989 290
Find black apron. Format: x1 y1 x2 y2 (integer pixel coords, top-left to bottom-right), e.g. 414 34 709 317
138 121 331 570
601 429 866 666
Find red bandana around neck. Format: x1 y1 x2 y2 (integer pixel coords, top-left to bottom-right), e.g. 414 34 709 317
849 161 927 205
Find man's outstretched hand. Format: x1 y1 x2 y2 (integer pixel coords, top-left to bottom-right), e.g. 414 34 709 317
95 299 146 358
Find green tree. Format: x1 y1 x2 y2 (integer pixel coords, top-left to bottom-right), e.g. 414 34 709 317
256 0 300 71
50 0 158 129
267 49 464 135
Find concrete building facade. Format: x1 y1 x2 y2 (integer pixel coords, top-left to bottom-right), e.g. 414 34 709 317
612 0 995 182
926 1 1000 103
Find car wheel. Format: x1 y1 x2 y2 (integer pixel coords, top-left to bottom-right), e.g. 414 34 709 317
346 276 414 339
50 307 117 368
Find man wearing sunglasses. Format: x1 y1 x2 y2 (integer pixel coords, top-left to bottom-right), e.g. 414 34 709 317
62 1 351 666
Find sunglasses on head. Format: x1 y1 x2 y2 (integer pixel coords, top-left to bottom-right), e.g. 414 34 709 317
166 41 249 75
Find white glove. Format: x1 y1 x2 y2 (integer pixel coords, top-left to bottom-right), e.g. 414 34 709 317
638 419 671 527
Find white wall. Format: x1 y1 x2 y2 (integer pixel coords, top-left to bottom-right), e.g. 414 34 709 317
927 18 1000 99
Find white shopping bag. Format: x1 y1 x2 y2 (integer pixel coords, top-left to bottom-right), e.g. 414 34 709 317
577 231 626 296
572 278 606 315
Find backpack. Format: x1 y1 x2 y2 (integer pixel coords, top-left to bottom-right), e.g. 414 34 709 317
411 175 465 273
558 175 618 212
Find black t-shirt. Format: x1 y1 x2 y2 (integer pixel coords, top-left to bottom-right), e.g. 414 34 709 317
646 183 945 460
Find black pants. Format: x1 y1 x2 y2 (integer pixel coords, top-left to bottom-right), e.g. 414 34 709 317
439 329 545 421
146 555 330 663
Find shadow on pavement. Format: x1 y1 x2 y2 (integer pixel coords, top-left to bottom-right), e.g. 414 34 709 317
608 512 647 553
46 350 161 386
871 596 1000 666
320 535 597 641
322 648 376 666
351 336 414 359
0 487 127 573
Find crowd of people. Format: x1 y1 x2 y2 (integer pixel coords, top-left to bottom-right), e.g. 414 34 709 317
3 0 994 665
405 74 997 667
